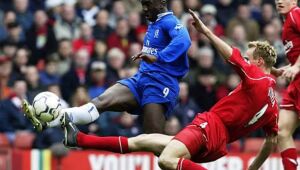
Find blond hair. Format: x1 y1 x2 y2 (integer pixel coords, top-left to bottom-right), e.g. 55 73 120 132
248 41 277 68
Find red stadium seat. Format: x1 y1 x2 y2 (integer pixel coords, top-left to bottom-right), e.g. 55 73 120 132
0 133 10 148
13 131 36 149
244 138 264 153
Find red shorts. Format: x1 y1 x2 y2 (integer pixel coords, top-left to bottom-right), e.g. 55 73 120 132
280 76 300 117
173 112 228 163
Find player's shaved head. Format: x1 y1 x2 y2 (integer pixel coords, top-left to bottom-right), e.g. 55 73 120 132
140 0 168 22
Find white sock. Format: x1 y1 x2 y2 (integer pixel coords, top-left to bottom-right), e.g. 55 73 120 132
47 102 99 127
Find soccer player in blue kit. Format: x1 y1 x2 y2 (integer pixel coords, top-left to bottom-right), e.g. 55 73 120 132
22 0 191 133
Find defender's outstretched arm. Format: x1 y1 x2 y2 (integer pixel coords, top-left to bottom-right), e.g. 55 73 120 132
189 9 233 60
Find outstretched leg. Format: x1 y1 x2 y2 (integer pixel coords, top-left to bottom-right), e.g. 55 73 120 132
128 134 172 156
158 126 208 170
23 83 138 130
277 109 299 170
63 112 172 156
49 83 138 127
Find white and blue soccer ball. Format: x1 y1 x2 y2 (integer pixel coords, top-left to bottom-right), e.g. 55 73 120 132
32 91 62 122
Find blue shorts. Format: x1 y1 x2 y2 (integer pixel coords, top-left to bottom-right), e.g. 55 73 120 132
118 71 179 118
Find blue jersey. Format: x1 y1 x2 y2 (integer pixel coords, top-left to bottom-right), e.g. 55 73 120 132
140 12 191 78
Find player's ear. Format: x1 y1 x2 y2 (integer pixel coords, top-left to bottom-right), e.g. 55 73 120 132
258 57 265 67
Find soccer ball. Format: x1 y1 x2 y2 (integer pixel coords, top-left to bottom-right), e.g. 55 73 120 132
32 91 62 122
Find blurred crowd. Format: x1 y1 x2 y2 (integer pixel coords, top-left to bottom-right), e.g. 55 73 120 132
0 0 299 149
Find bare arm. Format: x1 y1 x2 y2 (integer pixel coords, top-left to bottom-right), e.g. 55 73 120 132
189 9 232 60
283 55 300 81
271 64 291 77
248 134 277 170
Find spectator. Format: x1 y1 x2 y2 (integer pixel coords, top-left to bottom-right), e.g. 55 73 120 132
170 0 185 20
201 4 224 37
11 79 27 101
39 56 60 86
70 86 90 107
4 22 25 46
54 4 81 40
170 0 191 28
106 48 125 85
226 4 260 41
249 0 263 22
197 47 215 69
96 0 112 10
128 11 143 42
164 116 181 136
45 0 64 21
10 48 29 83
188 46 224 85
107 18 132 56
109 112 141 137
0 11 17 42
186 46 216 85
270 17 282 36
0 80 32 132
259 3 276 30
60 49 90 102
26 10 57 65
87 61 108 98
263 23 285 64
0 57 13 100
77 0 99 26
123 0 142 13
24 66 44 102
202 0 218 5
216 0 237 26
1 41 18 59
93 40 107 61
184 0 201 11
13 0 33 31
73 22 96 56
227 24 248 55
173 82 200 127
0 80 31 143
134 25 147 45
216 72 240 100
190 68 217 111
93 10 113 41
52 38 73 76
108 1 128 28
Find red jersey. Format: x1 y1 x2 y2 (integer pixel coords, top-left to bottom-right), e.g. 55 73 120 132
73 38 96 56
210 48 279 143
282 7 300 65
